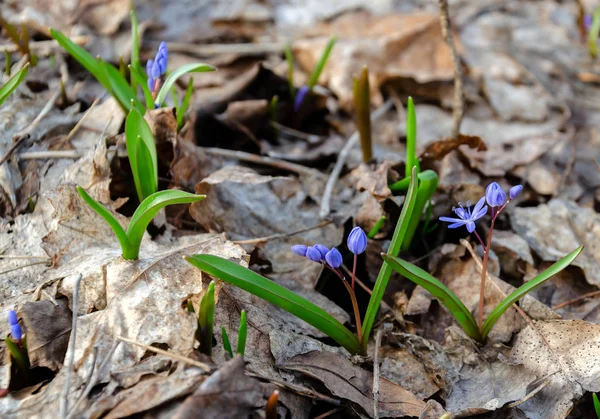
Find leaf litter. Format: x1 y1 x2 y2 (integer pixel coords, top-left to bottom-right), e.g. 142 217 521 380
2 0 600 417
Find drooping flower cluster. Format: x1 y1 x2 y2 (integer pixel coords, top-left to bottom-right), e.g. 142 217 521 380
439 182 522 233
146 41 168 93
8 310 21 342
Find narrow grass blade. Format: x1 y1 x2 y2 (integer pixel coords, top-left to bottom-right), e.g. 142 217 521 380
129 65 154 110
307 36 336 89
361 167 418 352
481 246 583 340
0 62 29 106
155 63 215 107
367 216 386 239
405 97 420 177
236 310 247 356
177 77 194 131
4 49 11 77
103 62 143 112
383 254 482 341
589 7 600 58
130 8 142 90
400 170 438 251
221 326 233 358
50 28 110 89
76 186 129 253
125 190 205 259
198 282 215 356
593 393 600 418
185 255 361 354
125 107 158 201
354 66 372 162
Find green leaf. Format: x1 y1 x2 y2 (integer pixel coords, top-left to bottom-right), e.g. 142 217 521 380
185 255 361 354
354 66 372 163
481 246 583 340
237 309 247 356
5 337 30 374
50 28 110 89
125 107 158 201
589 7 600 58
405 96 420 178
0 62 29 106
103 62 143 112
284 43 295 98
125 190 205 259
129 64 154 110
76 186 129 253
361 166 419 352
130 8 142 90
400 170 438 251
198 281 215 356
221 326 233 358
307 36 336 89
155 63 215 107
177 77 194 131
383 253 482 341
367 215 386 239
593 393 600 419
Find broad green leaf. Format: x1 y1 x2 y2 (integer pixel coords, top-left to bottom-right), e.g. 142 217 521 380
221 326 233 358
383 253 482 342
198 281 215 355
185 254 361 354
5 337 30 373
155 63 215 107
76 186 129 253
129 65 154 110
125 107 158 201
405 96 420 178
401 170 438 251
103 62 143 112
177 77 194 131
237 309 247 356
361 167 418 352
307 36 336 89
593 393 600 418
481 246 583 340
50 28 109 88
125 190 205 259
0 62 29 106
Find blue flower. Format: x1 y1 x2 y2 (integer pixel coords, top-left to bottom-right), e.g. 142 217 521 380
585 14 593 31
509 185 523 200
146 42 169 93
8 310 21 341
306 246 323 262
291 245 308 257
325 248 343 268
294 85 310 112
347 226 367 255
485 182 506 207
313 244 329 260
439 197 487 233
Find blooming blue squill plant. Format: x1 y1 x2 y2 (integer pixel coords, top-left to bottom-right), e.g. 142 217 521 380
347 226 367 289
8 310 21 342
146 42 168 101
5 310 29 375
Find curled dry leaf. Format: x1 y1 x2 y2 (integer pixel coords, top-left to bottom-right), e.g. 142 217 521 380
507 320 600 419
350 162 393 202
280 350 426 418
420 134 487 164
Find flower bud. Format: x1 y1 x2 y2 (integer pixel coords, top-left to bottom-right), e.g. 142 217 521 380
8 310 21 341
306 246 322 262
325 248 343 269
313 244 329 260
294 85 310 112
347 226 367 255
485 182 506 207
509 185 523 200
291 245 308 257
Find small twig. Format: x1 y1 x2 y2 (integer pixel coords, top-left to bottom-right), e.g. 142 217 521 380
373 329 383 419
552 290 600 310
438 0 464 139
55 97 101 149
247 372 341 405
320 99 394 218
0 89 61 167
117 336 212 373
270 121 326 143
313 408 344 419
60 274 82 419
0 260 49 276
165 41 285 57
233 220 332 245
0 36 89 54
18 150 82 160
202 147 327 179
0 255 50 260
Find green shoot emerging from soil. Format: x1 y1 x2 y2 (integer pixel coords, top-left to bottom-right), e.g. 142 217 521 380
354 66 372 162
50 8 214 115
221 310 247 358
388 97 439 251
77 187 205 260
197 282 215 356
0 63 29 106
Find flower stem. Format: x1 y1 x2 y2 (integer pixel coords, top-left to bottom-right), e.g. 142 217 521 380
351 254 357 290
477 217 495 329
473 230 486 251
325 265 363 342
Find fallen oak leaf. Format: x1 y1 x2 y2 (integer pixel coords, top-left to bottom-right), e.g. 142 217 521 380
279 350 425 418
421 134 487 163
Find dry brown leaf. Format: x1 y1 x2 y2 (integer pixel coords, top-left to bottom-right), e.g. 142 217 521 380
508 320 600 418
421 134 487 163
280 350 426 418
350 162 393 202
